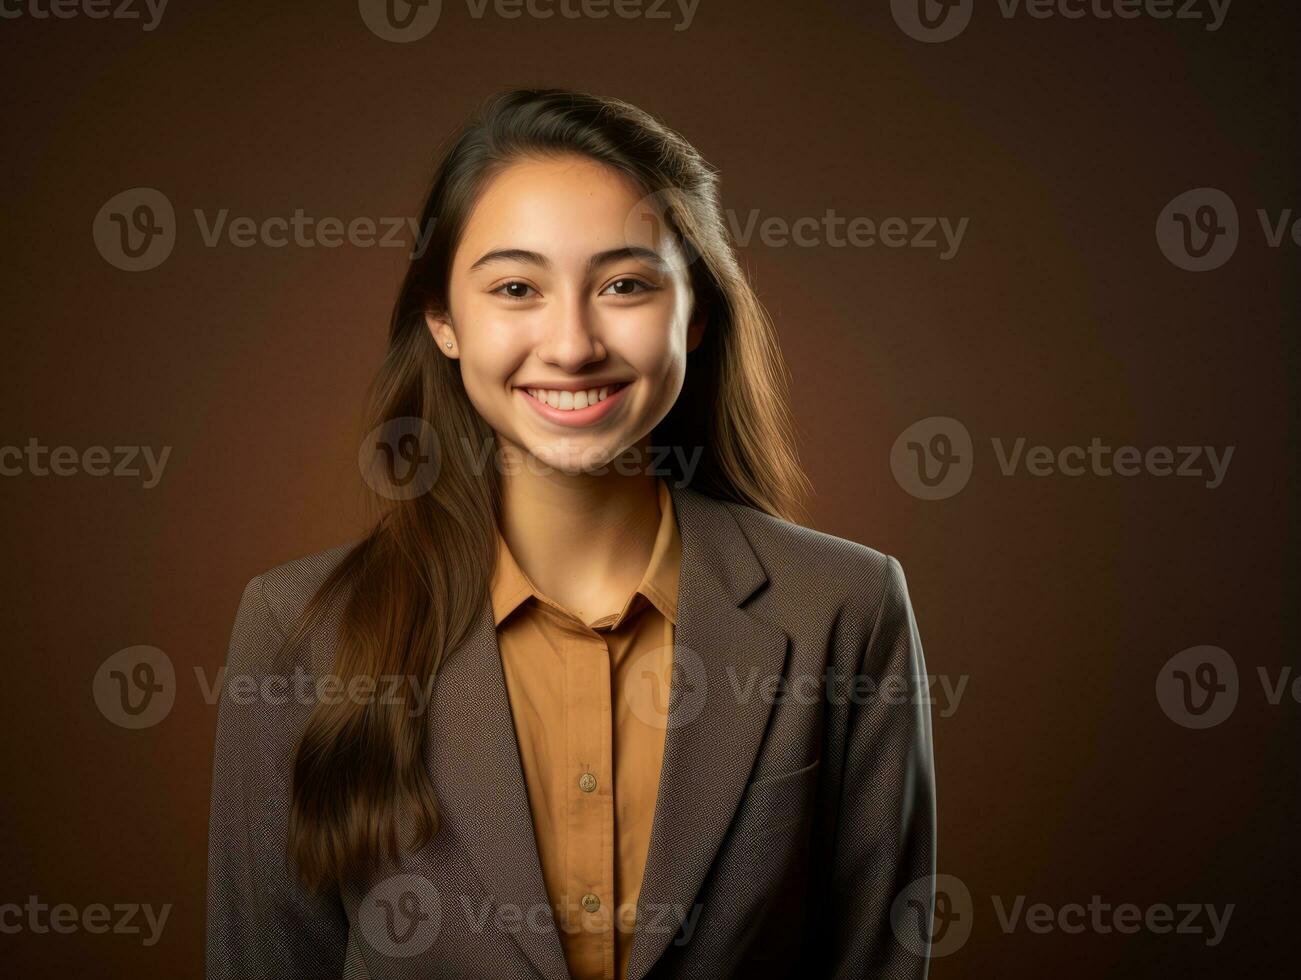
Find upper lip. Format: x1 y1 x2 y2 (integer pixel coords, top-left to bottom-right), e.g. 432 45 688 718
514 379 632 392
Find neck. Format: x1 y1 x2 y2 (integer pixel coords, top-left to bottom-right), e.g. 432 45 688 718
497 446 662 623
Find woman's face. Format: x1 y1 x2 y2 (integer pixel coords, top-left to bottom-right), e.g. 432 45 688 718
427 154 705 475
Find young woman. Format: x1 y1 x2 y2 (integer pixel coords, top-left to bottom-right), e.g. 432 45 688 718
206 89 935 980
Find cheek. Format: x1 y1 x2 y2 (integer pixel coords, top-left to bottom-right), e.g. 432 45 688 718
609 308 685 382
457 307 530 391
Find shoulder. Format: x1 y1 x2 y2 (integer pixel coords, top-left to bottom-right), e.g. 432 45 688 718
245 541 358 632
683 490 915 651
721 495 902 597
714 496 921 673
226 541 358 674
216 543 358 758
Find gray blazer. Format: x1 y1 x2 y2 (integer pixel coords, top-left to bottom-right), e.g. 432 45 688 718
206 484 935 979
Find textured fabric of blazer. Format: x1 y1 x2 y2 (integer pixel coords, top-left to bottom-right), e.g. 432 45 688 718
205 483 936 980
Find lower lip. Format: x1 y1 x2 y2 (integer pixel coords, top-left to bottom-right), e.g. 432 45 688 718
518 383 629 427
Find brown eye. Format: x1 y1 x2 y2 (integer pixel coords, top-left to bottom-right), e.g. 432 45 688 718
493 281 537 300
602 278 653 296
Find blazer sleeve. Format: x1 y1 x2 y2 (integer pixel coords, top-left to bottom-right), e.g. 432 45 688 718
827 555 936 980
205 574 350 978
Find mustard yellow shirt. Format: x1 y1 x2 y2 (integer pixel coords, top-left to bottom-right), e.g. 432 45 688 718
489 478 680 980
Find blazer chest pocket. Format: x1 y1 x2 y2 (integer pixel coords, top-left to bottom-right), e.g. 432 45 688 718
732 757 821 853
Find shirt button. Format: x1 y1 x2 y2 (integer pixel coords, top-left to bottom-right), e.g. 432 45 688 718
578 772 597 793
581 892 601 913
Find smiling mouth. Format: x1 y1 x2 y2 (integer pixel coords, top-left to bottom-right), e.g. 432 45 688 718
521 382 630 411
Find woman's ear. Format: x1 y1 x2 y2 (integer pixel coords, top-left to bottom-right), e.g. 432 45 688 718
424 311 459 359
686 306 707 353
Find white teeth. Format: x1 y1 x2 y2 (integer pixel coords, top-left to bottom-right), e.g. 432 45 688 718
527 383 622 410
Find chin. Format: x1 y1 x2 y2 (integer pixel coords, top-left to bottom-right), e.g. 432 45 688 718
527 438 633 476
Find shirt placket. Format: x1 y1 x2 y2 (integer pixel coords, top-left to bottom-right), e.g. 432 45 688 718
565 623 617 980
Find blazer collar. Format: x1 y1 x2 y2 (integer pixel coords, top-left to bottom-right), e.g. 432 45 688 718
420 484 788 980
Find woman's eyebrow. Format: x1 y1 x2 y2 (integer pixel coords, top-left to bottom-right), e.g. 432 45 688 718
469 247 547 272
468 245 668 273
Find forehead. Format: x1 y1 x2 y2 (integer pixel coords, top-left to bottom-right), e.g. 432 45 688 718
456 155 660 264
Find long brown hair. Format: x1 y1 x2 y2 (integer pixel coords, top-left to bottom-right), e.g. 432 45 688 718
280 88 810 891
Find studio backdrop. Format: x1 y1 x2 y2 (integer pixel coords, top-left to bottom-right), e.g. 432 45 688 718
1 1 1296 977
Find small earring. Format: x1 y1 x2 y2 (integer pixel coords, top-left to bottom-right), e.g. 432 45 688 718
444 341 453 349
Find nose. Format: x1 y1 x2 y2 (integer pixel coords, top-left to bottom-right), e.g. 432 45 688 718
534 289 606 372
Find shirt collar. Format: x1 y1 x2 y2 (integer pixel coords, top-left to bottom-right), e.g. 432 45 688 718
489 478 681 629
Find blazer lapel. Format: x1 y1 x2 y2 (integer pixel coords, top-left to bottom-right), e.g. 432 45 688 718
624 485 788 980
423 602 573 980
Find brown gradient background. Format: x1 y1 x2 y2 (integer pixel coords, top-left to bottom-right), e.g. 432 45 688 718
2 0 1297 976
